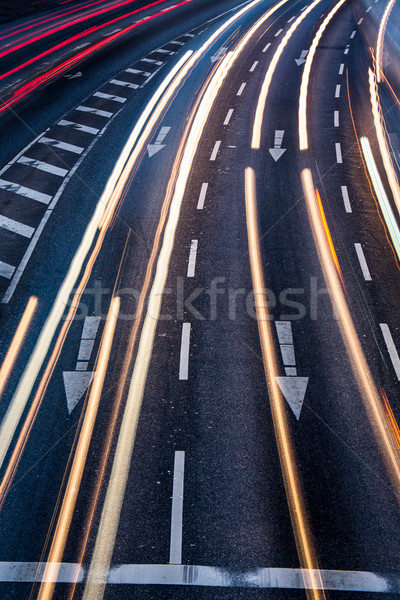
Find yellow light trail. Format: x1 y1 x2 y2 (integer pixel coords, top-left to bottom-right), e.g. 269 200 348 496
0 296 37 397
251 0 323 149
298 0 347 150
245 168 325 600
37 296 120 600
301 168 400 502
315 187 345 286
376 0 396 83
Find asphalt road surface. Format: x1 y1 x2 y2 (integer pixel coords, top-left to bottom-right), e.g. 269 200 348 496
0 0 400 598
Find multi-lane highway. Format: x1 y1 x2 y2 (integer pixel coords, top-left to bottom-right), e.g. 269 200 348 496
0 0 400 597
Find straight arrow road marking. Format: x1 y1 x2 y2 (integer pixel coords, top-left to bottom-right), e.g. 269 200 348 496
276 377 309 421
269 129 286 161
211 47 228 63
148 126 171 157
275 321 308 419
295 49 308 65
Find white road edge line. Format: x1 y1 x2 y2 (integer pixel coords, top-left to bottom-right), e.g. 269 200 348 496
354 243 372 281
169 451 185 565
179 323 191 380
380 323 400 380
197 183 208 209
187 240 198 277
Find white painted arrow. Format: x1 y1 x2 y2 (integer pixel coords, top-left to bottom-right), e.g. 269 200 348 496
64 71 83 79
269 130 286 161
276 376 309 420
148 126 171 157
295 50 308 66
63 371 95 414
211 47 228 63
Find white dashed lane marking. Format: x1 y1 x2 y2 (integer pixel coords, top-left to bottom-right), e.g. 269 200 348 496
197 183 208 209
275 28 283 36
0 179 52 204
335 84 341 97
39 137 84 155
338 63 344 75
250 61 259 71
210 140 221 161
263 42 271 52
380 323 400 380
187 240 198 277
224 109 234 125
76 105 113 118
237 82 246 96
341 185 352 212
334 110 339 127
179 323 191 380
354 243 372 280
93 91 127 103
110 79 139 89
0 215 34 238
17 156 68 177
335 142 343 163
58 119 100 135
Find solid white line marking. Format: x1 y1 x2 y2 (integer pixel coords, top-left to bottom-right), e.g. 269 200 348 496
210 140 221 161
341 185 352 212
275 28 283 36
0 178 52 204
237 82 246 96
262 42 271 52
224 108 234 125
110 79 139 89
357 17 364 24
334 110 339 127
58 120 99 135
350 30 356 38
197 183 208 209
338 63 344 75
335 84 341 97
179 323 191 380
187 240 198 277
17 156 68 177
250 61 259 72
335 142 343 163
40 137 84 155
169 451 185 565
0 215 34 238
380 323 400 380
76 105 113 118
0 261 15 279
93 91 126 103
354 243 372 280
82 316 101 339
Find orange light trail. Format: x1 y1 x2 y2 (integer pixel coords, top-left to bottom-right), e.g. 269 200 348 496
301 169 400 503
0 296 38 397
245 168 325 600
315 187 344 286
37 296 120 600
